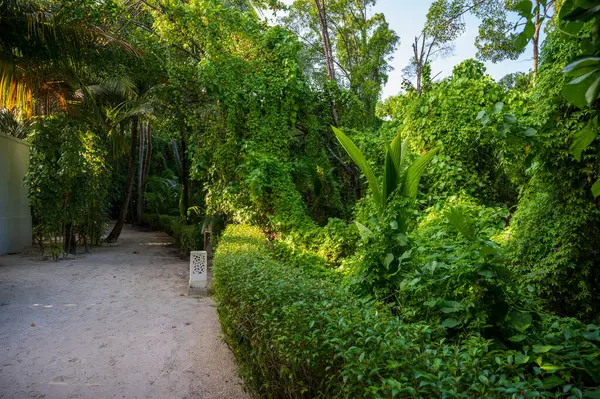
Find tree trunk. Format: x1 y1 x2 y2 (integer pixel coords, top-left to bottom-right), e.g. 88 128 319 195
135 121 145 224
314 0 340 126
106 116 138 243
63 222 76 255
137 122 152 225
315 0 335 81
180 127 189 224
142 122 152 197
532 0 541 84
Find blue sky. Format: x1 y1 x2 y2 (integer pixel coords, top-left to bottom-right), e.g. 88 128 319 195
271 0 537 99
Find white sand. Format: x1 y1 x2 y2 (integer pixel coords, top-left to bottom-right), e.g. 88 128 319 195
0 225 248 399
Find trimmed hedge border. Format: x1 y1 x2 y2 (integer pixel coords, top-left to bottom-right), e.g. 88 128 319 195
143 213 203 254
213 224 592 398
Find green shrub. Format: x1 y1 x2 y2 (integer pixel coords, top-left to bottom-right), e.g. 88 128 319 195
213 224 600 398
27 113 110 251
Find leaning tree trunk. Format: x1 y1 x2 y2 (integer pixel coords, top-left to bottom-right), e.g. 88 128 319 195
106 116 138 243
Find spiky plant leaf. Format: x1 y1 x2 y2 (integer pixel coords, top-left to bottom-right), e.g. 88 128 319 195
383 143 399 208
402 148 438 199
332 126 382 208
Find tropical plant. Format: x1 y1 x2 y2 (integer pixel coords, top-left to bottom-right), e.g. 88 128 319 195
0 108 31 139
332 126 438 216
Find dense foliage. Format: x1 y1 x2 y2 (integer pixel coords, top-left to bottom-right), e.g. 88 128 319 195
3 0 600 396
214 225 600 398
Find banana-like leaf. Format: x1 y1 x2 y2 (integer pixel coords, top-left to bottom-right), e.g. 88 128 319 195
332 126 382 208
383 143 399 208
402 148 438 199
388 134 406 174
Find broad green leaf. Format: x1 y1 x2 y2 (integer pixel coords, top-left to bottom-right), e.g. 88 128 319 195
476 110 486 120
524 127 537 136
592 179 600 198
514 0 533 16
563 78 593 109
440 300 461 313
509 334 527 342
383 253 394 268
402 148 438 199
388 134 406 174
568 69 598 85
399 137 409 173
383 144 398 208
493 102 504 114
540 364 562 371
563 56 600 74
510 311 533 332
533 345 553 353
570 118 598 161
333 126 382 208
441 318 460 328
514 29 531 51
395 233 408 246
515 353 530 365
586 75 600 105
481 113 490 126
503 114 517 125
355 221 372 240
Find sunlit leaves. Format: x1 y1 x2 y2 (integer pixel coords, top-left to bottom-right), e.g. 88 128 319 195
570 117 598 161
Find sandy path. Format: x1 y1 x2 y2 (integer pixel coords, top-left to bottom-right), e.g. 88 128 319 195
0 225 248 399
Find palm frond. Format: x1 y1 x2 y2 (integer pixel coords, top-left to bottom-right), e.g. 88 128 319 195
0 107 32 139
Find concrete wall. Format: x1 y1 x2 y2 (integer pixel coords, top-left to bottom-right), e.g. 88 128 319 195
0 133 32 254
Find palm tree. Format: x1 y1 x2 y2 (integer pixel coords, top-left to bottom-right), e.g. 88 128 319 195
0 0 137 115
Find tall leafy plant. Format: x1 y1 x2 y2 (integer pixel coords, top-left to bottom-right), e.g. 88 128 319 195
332 126 438 216
333 126 438 296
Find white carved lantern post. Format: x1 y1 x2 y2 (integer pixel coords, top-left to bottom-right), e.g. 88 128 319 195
189 251 207 296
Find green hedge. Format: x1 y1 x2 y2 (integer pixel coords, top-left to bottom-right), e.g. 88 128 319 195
143 213 203 254
213 224 599 398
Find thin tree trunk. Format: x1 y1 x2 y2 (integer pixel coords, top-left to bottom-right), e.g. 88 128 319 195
138 122 152 224
106 116 138 243
315 0 335 81
63 222 76 255
135 121 145 224
142 122 152 195
180 127 189 224
413 37 422 95
532 0 541 84
314 0 340 126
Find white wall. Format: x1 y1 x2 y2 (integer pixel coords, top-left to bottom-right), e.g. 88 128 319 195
0 133 32 254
